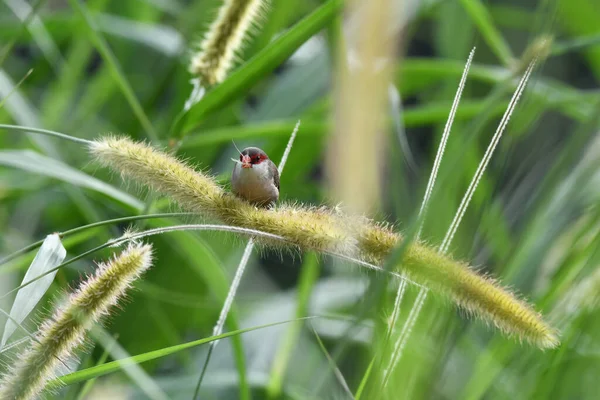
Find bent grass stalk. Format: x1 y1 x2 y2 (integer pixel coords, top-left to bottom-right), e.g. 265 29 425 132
88 135 558 348
1 224 291 304
189 0 267 86
0 124 93 146
0 243 153 400
0 212 194 267
383 58 543 387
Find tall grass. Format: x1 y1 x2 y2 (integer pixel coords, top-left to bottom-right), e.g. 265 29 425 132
0 0 599 399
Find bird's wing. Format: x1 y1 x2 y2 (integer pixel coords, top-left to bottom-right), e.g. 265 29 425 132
271 161 280 191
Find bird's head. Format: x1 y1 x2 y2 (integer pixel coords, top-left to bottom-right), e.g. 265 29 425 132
238 147 269 169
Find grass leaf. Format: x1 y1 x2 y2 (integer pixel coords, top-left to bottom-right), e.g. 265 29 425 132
1 234 66 348
173 0 344 138
67 0 159 142
0 149 143 210
53 318 315 387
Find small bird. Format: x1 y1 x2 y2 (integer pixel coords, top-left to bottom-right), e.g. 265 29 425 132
231 147 279 208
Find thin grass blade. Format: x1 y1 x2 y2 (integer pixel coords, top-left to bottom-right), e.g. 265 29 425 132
1 233 66 348
0 150 143 210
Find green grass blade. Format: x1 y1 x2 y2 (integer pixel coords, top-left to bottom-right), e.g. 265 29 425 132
310 325 354 399
173 0 344 139
74 334 114 400
52 318 315 387
180 102 508 149
557 0 600 78
354 358 375 400
89 326 169 400
459 0 515 67
150 223 250 400
41 0 110 129
0 124 92 145
0 149 143 210
0 0 45 69
1 234 65 348
266 252 320 398
0 213 192 267
67 0 159 142
0 69 32 110
552 33 600 56
180 120 328 149
0 230 97 276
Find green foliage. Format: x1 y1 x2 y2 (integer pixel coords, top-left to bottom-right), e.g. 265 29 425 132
1 0 599 399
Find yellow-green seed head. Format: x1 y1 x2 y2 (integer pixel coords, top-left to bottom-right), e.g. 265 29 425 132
89 136 559 348
190 0 266 85
0 243 153 400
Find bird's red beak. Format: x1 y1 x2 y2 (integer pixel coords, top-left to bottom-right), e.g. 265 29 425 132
241 154 252 168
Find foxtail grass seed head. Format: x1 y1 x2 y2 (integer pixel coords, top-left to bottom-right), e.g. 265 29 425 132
89 136 558 348
189 0 267 86
517 35 553 74
0 243 153 400
90 136 359 255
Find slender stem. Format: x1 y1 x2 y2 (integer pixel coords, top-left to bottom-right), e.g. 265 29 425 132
440 59 537 253
192 239 255 400
192 121 301 399
1 224 287 301
0 124 92 145
277 120 301 175
0 70 33 110
416 48 476 237
384 58 539 388
382 48 475 388
0 213 194 267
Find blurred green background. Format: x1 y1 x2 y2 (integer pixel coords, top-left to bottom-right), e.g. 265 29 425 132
1 0 600 399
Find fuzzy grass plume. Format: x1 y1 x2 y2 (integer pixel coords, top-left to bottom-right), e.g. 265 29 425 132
0 243 153 400
189 0 266 86
89 136 558 348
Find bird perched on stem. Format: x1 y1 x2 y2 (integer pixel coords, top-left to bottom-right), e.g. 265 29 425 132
231 147 279 208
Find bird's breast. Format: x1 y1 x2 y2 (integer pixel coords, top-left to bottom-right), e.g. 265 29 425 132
232 162 279 207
